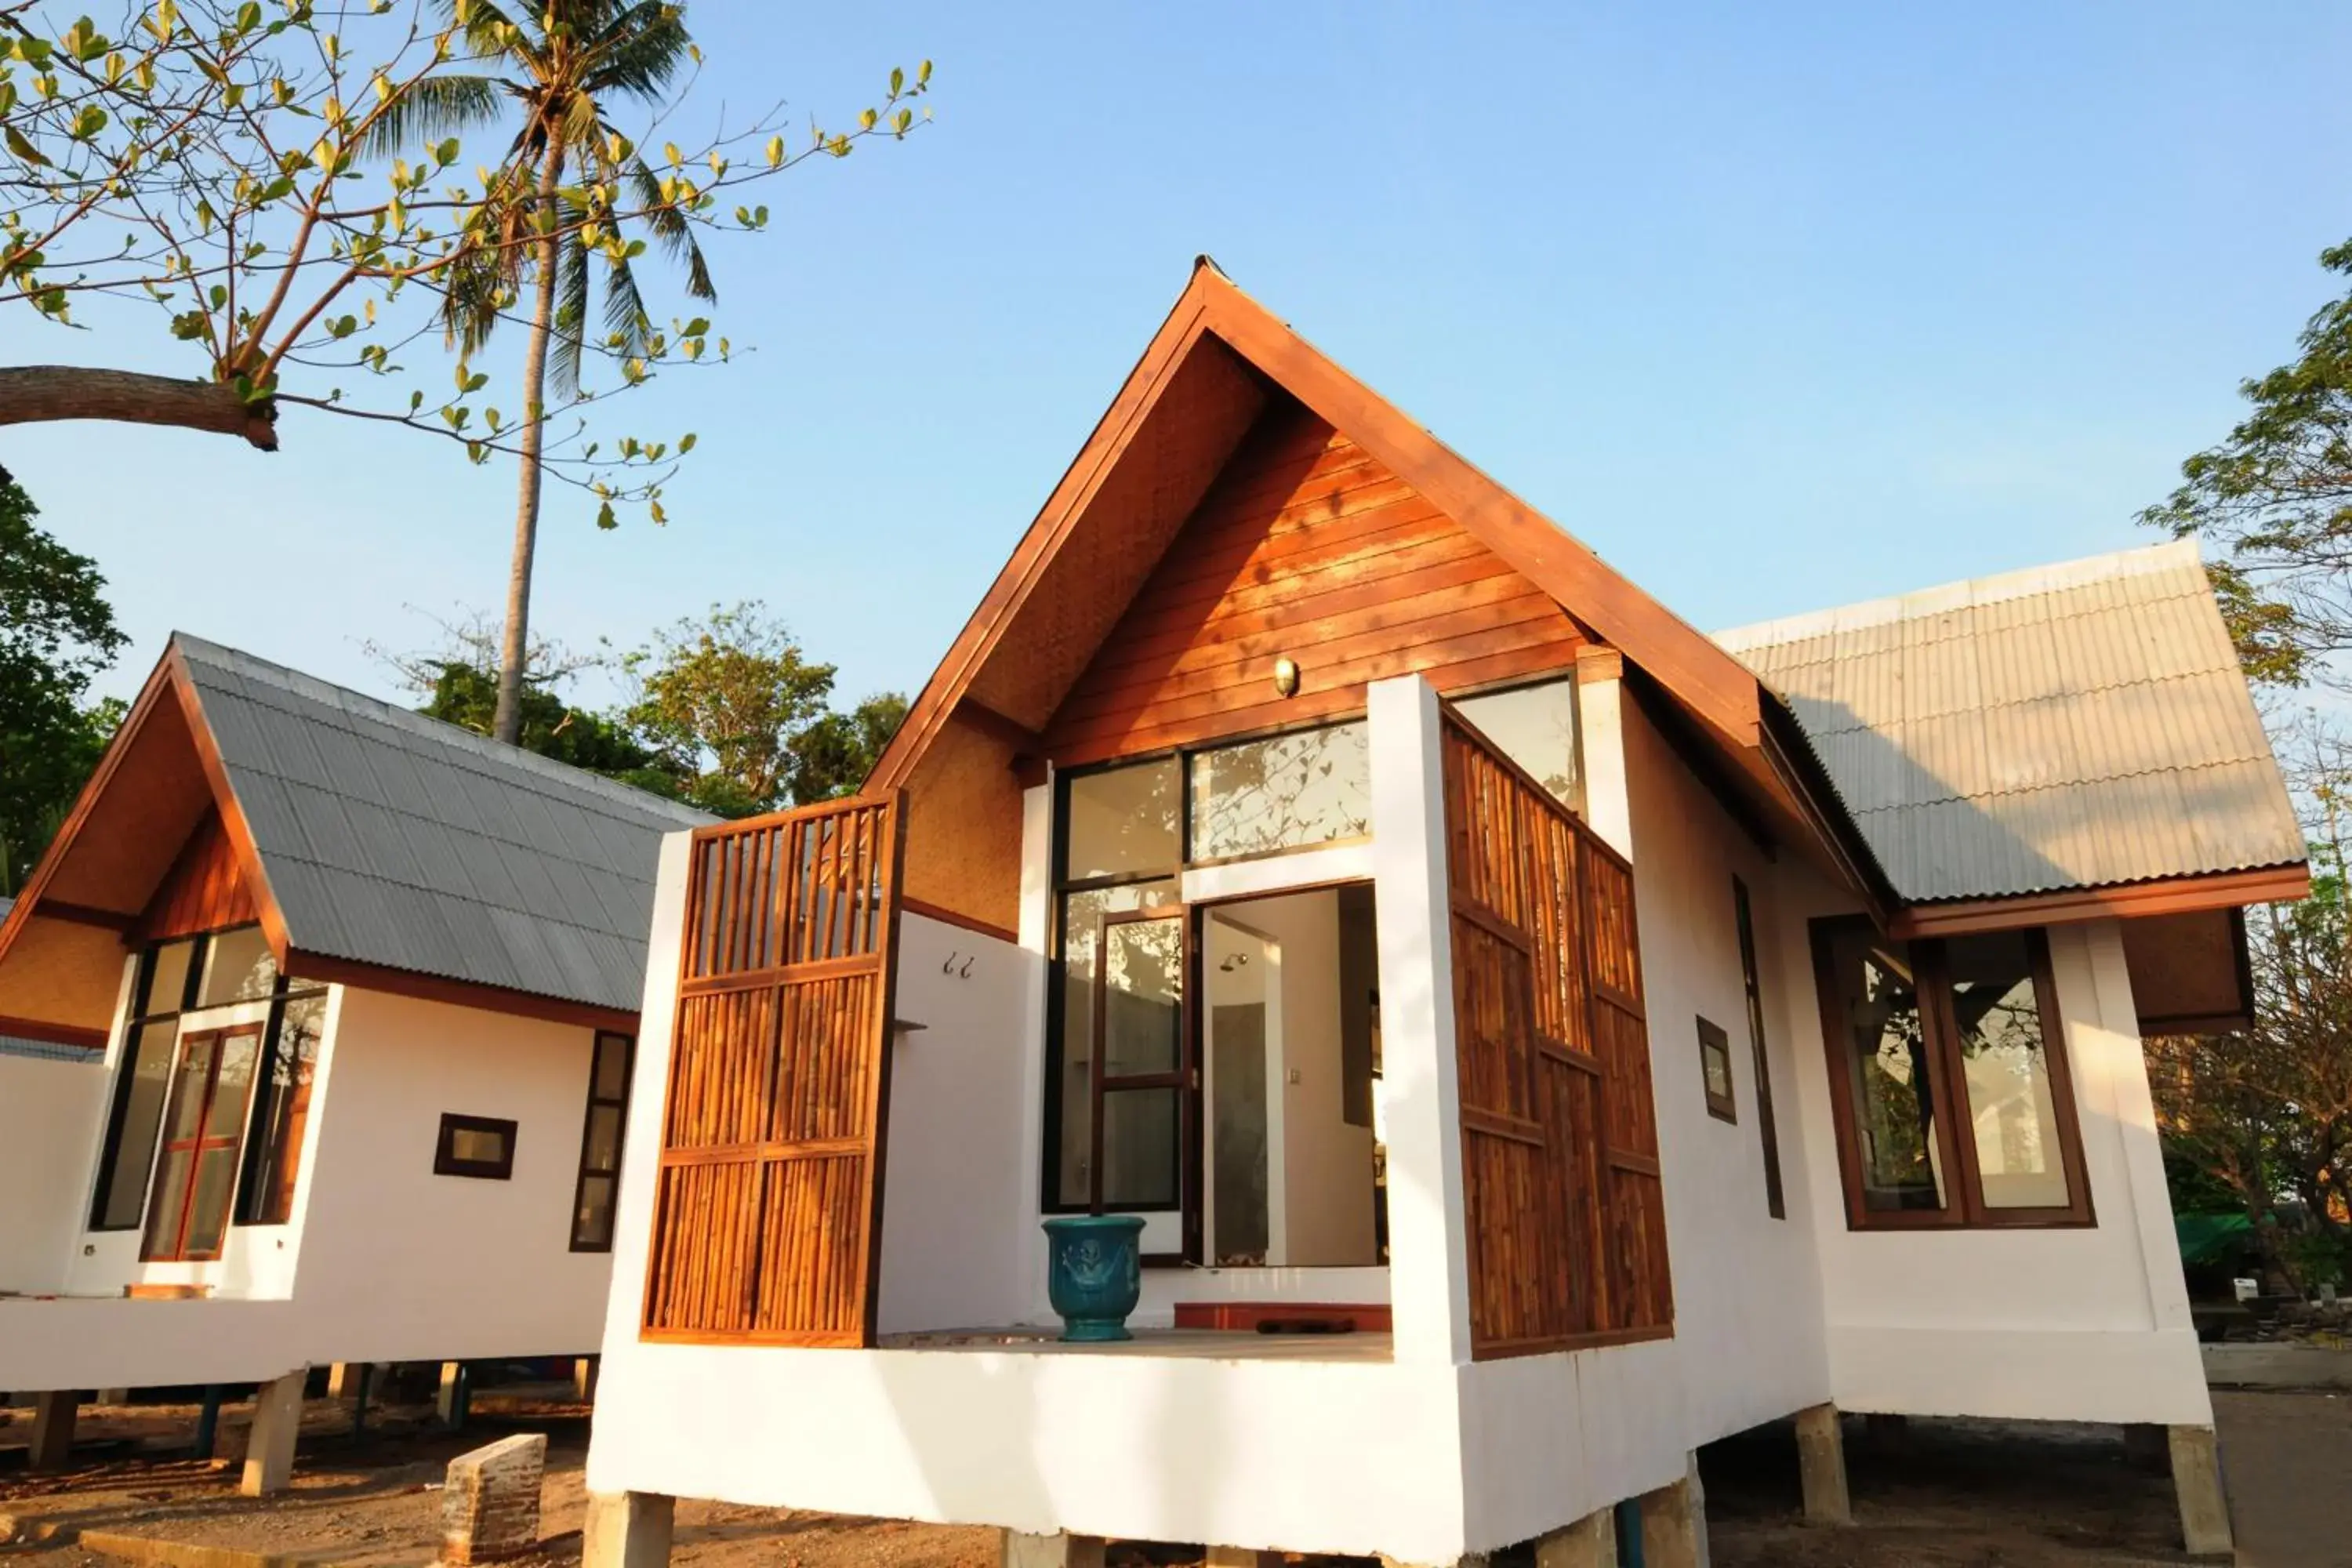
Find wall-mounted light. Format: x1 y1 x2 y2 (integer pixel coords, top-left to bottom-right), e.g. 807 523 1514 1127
1272 655 1301 699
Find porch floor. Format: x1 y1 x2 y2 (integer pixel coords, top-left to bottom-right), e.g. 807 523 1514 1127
878 1326 1393 1362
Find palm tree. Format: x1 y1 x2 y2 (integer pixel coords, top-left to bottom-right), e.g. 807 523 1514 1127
370 0 714 746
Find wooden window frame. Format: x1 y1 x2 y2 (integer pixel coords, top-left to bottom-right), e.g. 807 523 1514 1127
140 1022 267 1261
232 986 329 1228
1733 877 1786 1219
1697 1015 1737 1123
1809 916 2096 1232
434 1112 517 1181
569 1031 635 1252
89 934 205 1230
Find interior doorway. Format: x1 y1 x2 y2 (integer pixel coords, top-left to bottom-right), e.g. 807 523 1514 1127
1198 885 1383 1269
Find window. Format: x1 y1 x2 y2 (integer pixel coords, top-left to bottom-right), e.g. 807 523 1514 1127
141 1024 264 1260
91 937 201 1229
570 1031 633 1250
434 1114 517 1180
1453 677 1584 815
1188 721 1370 862
1697 1016 1736 1122
1810 918 2092 1229
235 992 327 1226
1733 877 1786 1219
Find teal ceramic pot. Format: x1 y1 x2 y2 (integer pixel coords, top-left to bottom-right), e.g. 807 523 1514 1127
1042 1214 1146 1341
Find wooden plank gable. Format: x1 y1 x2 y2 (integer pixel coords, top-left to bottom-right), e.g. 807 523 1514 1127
1044 397 1590 764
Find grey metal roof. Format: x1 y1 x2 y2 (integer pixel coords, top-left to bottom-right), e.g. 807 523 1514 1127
173 635 710 1014
1713 541 2306 904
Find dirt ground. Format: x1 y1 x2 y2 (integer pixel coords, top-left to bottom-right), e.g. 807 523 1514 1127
3 1388 2348 1568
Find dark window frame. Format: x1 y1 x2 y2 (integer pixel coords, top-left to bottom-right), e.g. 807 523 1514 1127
1697 1014 1737 1123
568 1030 635 1252
1733 877 1787 1219
1809 916 2096 1232
234 987 330 1228
140 1020 268 1261
434 1112 518 1180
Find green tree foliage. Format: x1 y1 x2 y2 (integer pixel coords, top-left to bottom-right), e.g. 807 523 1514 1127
2143 239 2352 684
2148 724 2352 1293
619 602 902 817
789 691 909 804
0 468 126 892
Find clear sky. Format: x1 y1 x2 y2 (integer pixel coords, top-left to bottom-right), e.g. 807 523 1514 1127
16 2 2352 715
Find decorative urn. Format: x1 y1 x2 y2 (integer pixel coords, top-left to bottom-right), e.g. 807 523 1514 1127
1041 1214 1145 1341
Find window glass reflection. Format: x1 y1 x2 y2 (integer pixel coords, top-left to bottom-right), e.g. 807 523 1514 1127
1063 759 1180 880
1454 680 1583 814
1947 932 2070 1210
1824 925 1947 1211
1189 722 1370 862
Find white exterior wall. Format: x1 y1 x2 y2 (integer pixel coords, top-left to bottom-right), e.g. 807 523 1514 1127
0 1052 109 1295
1455 674 1835 1554
0 971 616 1389
1771 869 2210 1425
587 688 1479 1563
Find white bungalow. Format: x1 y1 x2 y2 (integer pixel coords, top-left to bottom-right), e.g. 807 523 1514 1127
0 635 706 1490
578 263 2299 1567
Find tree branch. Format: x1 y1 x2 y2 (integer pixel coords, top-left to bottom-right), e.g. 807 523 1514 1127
0 366 278 451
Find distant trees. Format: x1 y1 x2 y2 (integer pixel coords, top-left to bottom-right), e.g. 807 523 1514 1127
0 468 126 893
386 600 902 815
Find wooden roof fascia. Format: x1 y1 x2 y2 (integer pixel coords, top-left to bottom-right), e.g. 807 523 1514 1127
1185 268 1766 750
0 650 185 972
1889 863 2311 940
866 285 1223 793
281 947 641 1034
165 644 296 965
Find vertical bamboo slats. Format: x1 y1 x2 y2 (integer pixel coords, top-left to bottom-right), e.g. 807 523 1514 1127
641 793 906 1347
1441 709 1674 1359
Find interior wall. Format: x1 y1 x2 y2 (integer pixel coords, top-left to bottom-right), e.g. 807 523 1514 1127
1229 889 1377 1267
877 911 1038 1334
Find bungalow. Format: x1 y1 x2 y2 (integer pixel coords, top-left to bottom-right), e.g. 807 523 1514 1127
0 635 707 1490
573 260 2303 1568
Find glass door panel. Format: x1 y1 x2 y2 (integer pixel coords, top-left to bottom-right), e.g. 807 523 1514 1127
1091 909 1186 1218
142 1025 264 1261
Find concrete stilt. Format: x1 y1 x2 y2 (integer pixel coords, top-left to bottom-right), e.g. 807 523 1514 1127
1534 1508 1618 1568
325 1363 356 1399
1794 1404 1851 1525
2167 1425 2234 1558
572 1356 600 1403
437 1361 470 1428
240 1370 306 1497
1002 1532 1105 1568
28 1391 79 1472
1204 1552 1279 1568
352 1363 374 1436
96 1388 130 1406
1635 1454 1711 1568
584 1491 676 1568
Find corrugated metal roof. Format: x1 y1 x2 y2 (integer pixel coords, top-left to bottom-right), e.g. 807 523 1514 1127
173 635 710 1014
1714 540 2305 903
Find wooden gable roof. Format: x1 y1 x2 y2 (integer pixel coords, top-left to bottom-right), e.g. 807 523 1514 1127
873 260 1886 928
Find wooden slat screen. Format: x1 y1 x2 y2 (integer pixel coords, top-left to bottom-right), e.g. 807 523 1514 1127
1441 709 1673 1359
641 793 906 1347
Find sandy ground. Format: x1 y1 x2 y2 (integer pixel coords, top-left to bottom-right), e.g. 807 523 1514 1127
3 1388 2348 1568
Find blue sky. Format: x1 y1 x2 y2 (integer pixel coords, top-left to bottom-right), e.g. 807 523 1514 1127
17 2 2352 713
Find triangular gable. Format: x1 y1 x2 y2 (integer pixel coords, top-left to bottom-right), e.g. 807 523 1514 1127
872 260 1771 794
0 644 288 1038
871 261 1884 929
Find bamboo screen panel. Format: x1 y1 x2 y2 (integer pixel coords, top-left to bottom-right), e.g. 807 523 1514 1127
1441 710 1673 1359
641 793 906 1347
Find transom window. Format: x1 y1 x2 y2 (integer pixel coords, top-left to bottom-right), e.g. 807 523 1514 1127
1809 919 2092 1229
